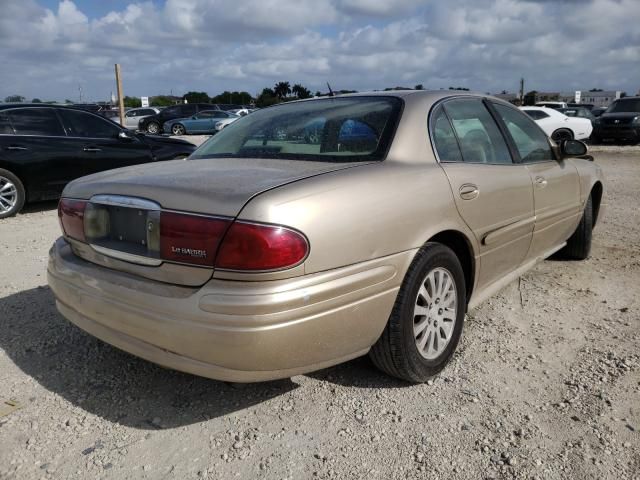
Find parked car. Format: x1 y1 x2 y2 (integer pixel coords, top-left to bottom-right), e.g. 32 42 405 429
535 101 568 109
138 103 218 134
567 103 594 111
558 106 596 123
591 96 640 144
520 106 593 142
0 104 196 218
114 107 161 130
163 110 240 135
49 92 605 383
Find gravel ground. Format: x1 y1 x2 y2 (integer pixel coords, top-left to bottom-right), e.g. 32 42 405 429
0 147 639 480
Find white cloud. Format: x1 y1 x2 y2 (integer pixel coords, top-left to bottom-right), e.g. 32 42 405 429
0 0 638 101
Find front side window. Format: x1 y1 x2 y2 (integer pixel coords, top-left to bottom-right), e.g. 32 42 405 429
7 108 65 136
59 109 121 138
191 97 402 162
430 106 463 162
493 103 554 163
443 99 512 164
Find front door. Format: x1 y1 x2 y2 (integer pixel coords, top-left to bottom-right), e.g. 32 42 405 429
431 98 535 291
491 102 582 260
57 108 152 178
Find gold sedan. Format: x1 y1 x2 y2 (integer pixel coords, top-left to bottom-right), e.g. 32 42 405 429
48 91 605 383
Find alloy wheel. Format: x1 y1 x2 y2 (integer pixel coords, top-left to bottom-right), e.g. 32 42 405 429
0 176 18 215
413 267 458 360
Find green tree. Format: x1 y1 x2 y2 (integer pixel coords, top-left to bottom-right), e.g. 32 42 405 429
183 91 210 104
589 88 603 92
4 95 25 103
210 91 253 105
123 96 141 108
255 88 280 108
31 98 42 103
414 84 424 90
448 86 469 91
274 81 291 99
150 95 175 107
523 90 538 106
291 84 311 99
64 99 74 104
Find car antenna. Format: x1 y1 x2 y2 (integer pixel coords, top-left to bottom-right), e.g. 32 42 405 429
327 82 334 97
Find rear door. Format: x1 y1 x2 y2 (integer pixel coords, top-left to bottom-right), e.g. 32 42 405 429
432 98 535 290
1 107 76 200
491 102 581 259
57 109 153 177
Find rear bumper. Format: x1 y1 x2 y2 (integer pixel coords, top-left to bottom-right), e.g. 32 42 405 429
48 238 412 382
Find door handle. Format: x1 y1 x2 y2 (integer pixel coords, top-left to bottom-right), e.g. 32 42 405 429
459 184 479 200
6 145 28 151
535 176 548 188
83 147 102 152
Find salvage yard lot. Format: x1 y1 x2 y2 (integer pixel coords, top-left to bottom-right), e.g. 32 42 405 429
0 147 639 480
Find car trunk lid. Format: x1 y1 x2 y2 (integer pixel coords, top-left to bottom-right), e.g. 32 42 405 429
61 157 370 286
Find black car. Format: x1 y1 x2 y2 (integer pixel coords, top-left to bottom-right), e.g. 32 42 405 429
591 107 607 117
0 104 196 218
138 103 218 134
591 97 640 144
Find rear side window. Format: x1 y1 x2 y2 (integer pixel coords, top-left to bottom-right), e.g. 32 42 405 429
58 109 121 138
443 99 512 164
523 110 549 120
493 103 554 163
7 108 65 136
0 112 13 134
430 106 463 162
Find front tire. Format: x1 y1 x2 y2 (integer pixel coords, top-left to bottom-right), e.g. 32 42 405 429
370 243 466 382
557 195 593 260
0 169 26 219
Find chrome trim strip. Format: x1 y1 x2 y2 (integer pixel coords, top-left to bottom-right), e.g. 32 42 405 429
90 244 163 266
89 194 161 210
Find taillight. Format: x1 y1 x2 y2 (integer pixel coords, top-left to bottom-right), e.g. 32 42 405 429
58 198 87 242
160 212 231 267
216 222 309 271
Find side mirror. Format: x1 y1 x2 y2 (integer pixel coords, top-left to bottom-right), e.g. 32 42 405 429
561 139 588 158
118 130 134 141
192 115 197 119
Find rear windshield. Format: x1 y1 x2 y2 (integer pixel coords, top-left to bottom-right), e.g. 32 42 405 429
606 99 640 113
190 97 403 162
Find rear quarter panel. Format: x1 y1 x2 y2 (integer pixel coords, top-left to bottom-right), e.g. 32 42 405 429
237 160 477 277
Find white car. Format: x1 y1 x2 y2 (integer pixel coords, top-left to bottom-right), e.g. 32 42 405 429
113 107 162 130
535 101 568 109
521 107 593 142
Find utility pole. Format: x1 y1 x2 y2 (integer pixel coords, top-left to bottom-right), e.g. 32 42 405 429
78 84 83 103
519 78 524 105
114 64 125 126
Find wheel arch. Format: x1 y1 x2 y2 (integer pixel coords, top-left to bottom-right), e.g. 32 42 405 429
426 229 476 304
0 162 29 200
590 181 603 227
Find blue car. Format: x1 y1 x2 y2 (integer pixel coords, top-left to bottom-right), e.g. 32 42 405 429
303 118 379 148
164 110 239 135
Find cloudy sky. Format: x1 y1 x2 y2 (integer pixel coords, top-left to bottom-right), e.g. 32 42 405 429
1 0 639 102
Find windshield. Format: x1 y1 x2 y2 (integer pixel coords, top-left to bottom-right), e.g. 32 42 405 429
190 96 403 162
606 99 640 113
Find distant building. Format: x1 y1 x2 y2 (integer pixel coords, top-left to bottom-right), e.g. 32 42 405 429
493 92 519 104
558 91 622 107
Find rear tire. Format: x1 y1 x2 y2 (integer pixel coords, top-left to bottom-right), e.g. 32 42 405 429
369 243 466 382
146 122 160 135
552 129 574 143
172 124 186 135
557 195 593 260
0 169 26 219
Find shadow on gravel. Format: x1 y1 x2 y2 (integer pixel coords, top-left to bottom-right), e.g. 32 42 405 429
0 286 297 429
306 357 412 389
19 200 58 215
